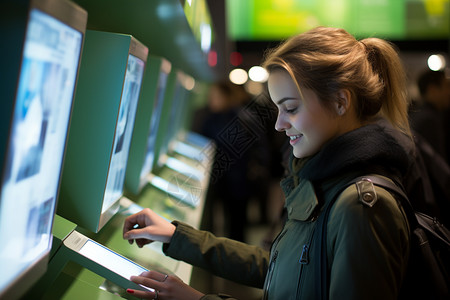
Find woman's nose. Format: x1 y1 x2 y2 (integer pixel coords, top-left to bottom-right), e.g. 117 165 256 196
275 113 289 132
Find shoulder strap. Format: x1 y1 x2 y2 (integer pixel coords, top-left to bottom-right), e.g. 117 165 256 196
314 175 409 300
356 175 408 202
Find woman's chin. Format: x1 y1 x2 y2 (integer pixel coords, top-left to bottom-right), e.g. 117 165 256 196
292 146 318 159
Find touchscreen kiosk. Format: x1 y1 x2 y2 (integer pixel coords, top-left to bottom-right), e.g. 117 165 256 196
0 0 86 299
124 57 171 196
58 30 148 233
138 70 208 208
61 230 154 293
158 73 208 183
158 71 191 166
158 72 212 166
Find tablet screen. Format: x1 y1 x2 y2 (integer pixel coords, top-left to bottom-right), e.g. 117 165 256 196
78 239 153 291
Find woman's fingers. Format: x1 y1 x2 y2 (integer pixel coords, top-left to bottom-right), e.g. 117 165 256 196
130 275 163 293
123 208 175 244
135 238 153 248
123 227 152 241
131 270 166 286
123 210 147 235
126 288 157 299
140 270 169 282
128 271 204 300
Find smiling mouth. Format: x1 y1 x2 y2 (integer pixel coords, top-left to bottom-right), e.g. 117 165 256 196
289 134 302 145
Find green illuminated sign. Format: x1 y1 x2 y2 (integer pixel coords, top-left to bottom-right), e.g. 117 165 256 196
227 0 449 40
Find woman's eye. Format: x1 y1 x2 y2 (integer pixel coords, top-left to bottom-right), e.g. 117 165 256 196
285 107 298 114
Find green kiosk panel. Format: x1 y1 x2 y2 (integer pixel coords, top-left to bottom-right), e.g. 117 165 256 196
124 56 171 197
58 30 148 233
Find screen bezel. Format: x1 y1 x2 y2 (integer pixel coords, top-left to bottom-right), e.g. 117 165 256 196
0 0 87 299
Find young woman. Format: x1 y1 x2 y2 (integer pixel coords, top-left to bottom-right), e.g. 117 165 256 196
122 26 412 300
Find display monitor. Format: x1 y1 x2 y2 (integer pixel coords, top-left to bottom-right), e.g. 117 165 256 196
183 131 213 150
140 68 169 184
124 57 172 196
101 53 145 214
0 0 86 299
157 71 191 167
168 74 191 146
57 31 148 233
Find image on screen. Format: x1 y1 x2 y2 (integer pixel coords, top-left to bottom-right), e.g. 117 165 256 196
102 54 145 213
139 71 169 181
0 8 82 292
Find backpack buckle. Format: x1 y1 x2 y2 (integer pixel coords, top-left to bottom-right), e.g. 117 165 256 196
356 178 378 207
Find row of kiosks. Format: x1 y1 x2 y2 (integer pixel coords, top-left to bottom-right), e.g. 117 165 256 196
0 0 214 299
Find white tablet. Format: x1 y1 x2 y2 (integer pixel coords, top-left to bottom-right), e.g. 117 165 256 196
63 230 153 292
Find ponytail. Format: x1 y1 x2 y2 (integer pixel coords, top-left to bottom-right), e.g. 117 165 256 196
361 38 412 138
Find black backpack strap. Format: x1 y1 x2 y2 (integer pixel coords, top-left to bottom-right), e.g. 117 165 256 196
314 175 408 300
314 184 341 300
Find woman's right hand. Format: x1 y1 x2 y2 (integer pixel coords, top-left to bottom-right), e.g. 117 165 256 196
123 208 176 247
127 270 205 300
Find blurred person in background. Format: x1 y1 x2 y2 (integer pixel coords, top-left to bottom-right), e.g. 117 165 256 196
409 69 450 163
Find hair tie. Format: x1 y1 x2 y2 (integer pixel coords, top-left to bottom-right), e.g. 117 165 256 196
360 40 367 52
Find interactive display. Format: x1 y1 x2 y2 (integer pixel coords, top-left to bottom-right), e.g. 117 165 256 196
159 72 190 162
184 131 211 149
0 6 83 297
167 79 189 142
63 230 153 292
57 31 147 233
148 174 199 208
80 240 151 289
165 157 204 181
102 54 145 213
172 141 208 162
140 70 169 181
227 0 450 40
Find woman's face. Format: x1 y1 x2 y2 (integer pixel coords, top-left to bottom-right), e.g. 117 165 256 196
268 69 343 158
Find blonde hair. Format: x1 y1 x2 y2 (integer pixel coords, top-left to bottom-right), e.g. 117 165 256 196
262 26 411 138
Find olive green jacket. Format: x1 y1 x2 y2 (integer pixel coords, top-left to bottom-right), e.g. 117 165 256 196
163 122 410 299
164 175 409 300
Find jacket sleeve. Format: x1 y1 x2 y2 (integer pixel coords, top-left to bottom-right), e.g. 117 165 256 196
162 221 269 288
327 185 410 300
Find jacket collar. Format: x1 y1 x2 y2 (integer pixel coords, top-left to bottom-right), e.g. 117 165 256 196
281 120 410 210
284 179 318 221
299 122 409 181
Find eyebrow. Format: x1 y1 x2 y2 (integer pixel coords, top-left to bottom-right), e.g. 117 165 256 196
276 97 297 105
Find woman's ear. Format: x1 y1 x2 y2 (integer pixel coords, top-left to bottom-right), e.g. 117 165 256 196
334 89 351 115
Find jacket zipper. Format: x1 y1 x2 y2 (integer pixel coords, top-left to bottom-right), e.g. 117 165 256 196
295 225 316 298
263 250 278 300
262 228 287 300
269 228 288 252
